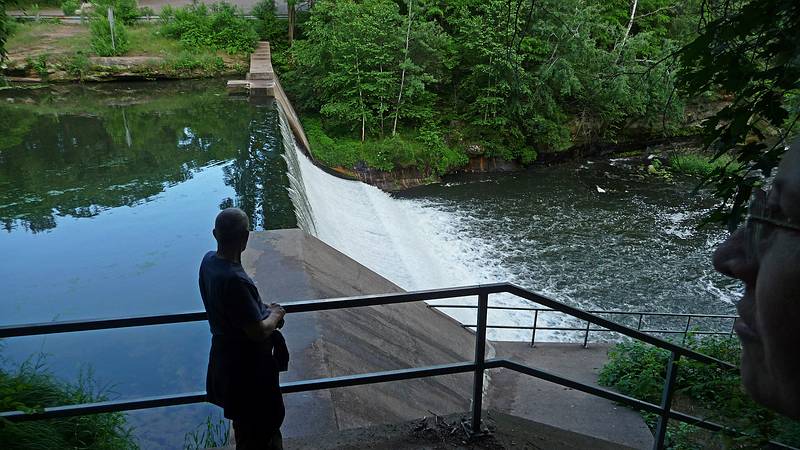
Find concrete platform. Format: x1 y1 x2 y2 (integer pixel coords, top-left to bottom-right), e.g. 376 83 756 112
486 342 654 449
242 229 479 438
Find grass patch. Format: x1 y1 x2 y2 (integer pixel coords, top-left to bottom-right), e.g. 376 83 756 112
599 337 800 448
0 353 136 449
126 24 182 56
669 153 741 178
6 21 90 55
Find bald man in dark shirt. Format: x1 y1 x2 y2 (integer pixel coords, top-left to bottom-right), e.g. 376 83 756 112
199 208 286 449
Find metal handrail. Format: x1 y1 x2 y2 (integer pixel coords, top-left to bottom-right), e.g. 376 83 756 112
0 283 784 449
433 303 739 346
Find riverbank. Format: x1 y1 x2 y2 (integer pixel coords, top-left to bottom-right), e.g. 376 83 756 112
2 21 247 82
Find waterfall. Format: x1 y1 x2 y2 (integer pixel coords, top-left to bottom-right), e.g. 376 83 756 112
278 108 551 341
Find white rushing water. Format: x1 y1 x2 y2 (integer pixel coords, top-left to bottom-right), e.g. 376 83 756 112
280 114 597 341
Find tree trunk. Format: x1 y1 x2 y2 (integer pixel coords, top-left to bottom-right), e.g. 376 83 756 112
392 0 413 137
379 65 385 136
615 0 638 58
356 57 366 142
288 2 296 45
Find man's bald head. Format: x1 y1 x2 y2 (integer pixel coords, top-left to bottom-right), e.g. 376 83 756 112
214 208 250 247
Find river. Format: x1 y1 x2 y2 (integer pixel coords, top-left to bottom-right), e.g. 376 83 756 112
0 80 739 448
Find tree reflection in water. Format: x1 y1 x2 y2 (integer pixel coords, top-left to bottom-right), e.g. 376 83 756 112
0 81 296 234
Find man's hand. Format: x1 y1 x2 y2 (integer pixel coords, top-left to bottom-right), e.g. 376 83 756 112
244 303 286 341
269 303 285 321
269 303 286 329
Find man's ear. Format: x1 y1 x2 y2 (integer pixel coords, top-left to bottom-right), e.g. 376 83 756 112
212 229 218 240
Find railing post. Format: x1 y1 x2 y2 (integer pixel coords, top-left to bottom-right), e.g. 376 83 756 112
470 291 489 436
653 351 680 449
638 313 644 330
530 309 539 348
682 316 692 345
582 320 591 348
730 317 737 337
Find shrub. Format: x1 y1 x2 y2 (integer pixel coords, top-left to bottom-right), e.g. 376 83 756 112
160 2 257 55
417 125 468 175
168 51 225 74
251 0 286 44
26 53 49 79
61 0 79 15
599 337 800 448
0 354 136 449
668 152 741 178
64 51 90 79
90 15 130 56
91 0 139 25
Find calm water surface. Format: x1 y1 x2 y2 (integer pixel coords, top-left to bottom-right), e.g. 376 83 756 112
0 80 295 448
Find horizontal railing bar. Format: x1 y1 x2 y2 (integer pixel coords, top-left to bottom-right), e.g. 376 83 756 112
0 312 208 338
0 283 735 370
500 284 736 370
282 284 505 313
1 361 479 422
497 359 662 414
4 358 792 448
430 304 738 319
0 284 506 338
496 359 794 449
0 391 208 422
463 324 736 335
280 361 478 393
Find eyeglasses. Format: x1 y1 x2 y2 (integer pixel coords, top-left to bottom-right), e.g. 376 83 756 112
745 188 800 258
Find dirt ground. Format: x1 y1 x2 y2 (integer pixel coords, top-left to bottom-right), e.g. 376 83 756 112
5 24 88 62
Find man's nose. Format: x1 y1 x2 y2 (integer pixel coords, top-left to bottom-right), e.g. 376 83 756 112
712 228 757 284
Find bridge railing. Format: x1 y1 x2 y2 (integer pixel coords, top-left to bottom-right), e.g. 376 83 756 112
0 283 785 449
428 303 738 346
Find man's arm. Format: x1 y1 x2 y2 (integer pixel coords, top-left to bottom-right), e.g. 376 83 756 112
243 303 285 342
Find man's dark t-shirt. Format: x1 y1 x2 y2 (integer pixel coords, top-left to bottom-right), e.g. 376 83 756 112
199 251 284 429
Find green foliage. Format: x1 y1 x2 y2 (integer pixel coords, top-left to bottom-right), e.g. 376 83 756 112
669 153 741 178
0 353 136 450
26 53 49 79
304 117 468 175
599 336 800 448
1 2 11 66
91 0 140 25
167 50 225 73
252 0 286 45
159 2 257 55
65 51 91 79
284 0 696 175
61 0 79 15
675 0 800 228
90 15 130 56
183 415 229 449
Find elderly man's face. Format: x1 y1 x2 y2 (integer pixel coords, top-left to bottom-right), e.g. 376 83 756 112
713 144 800 418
